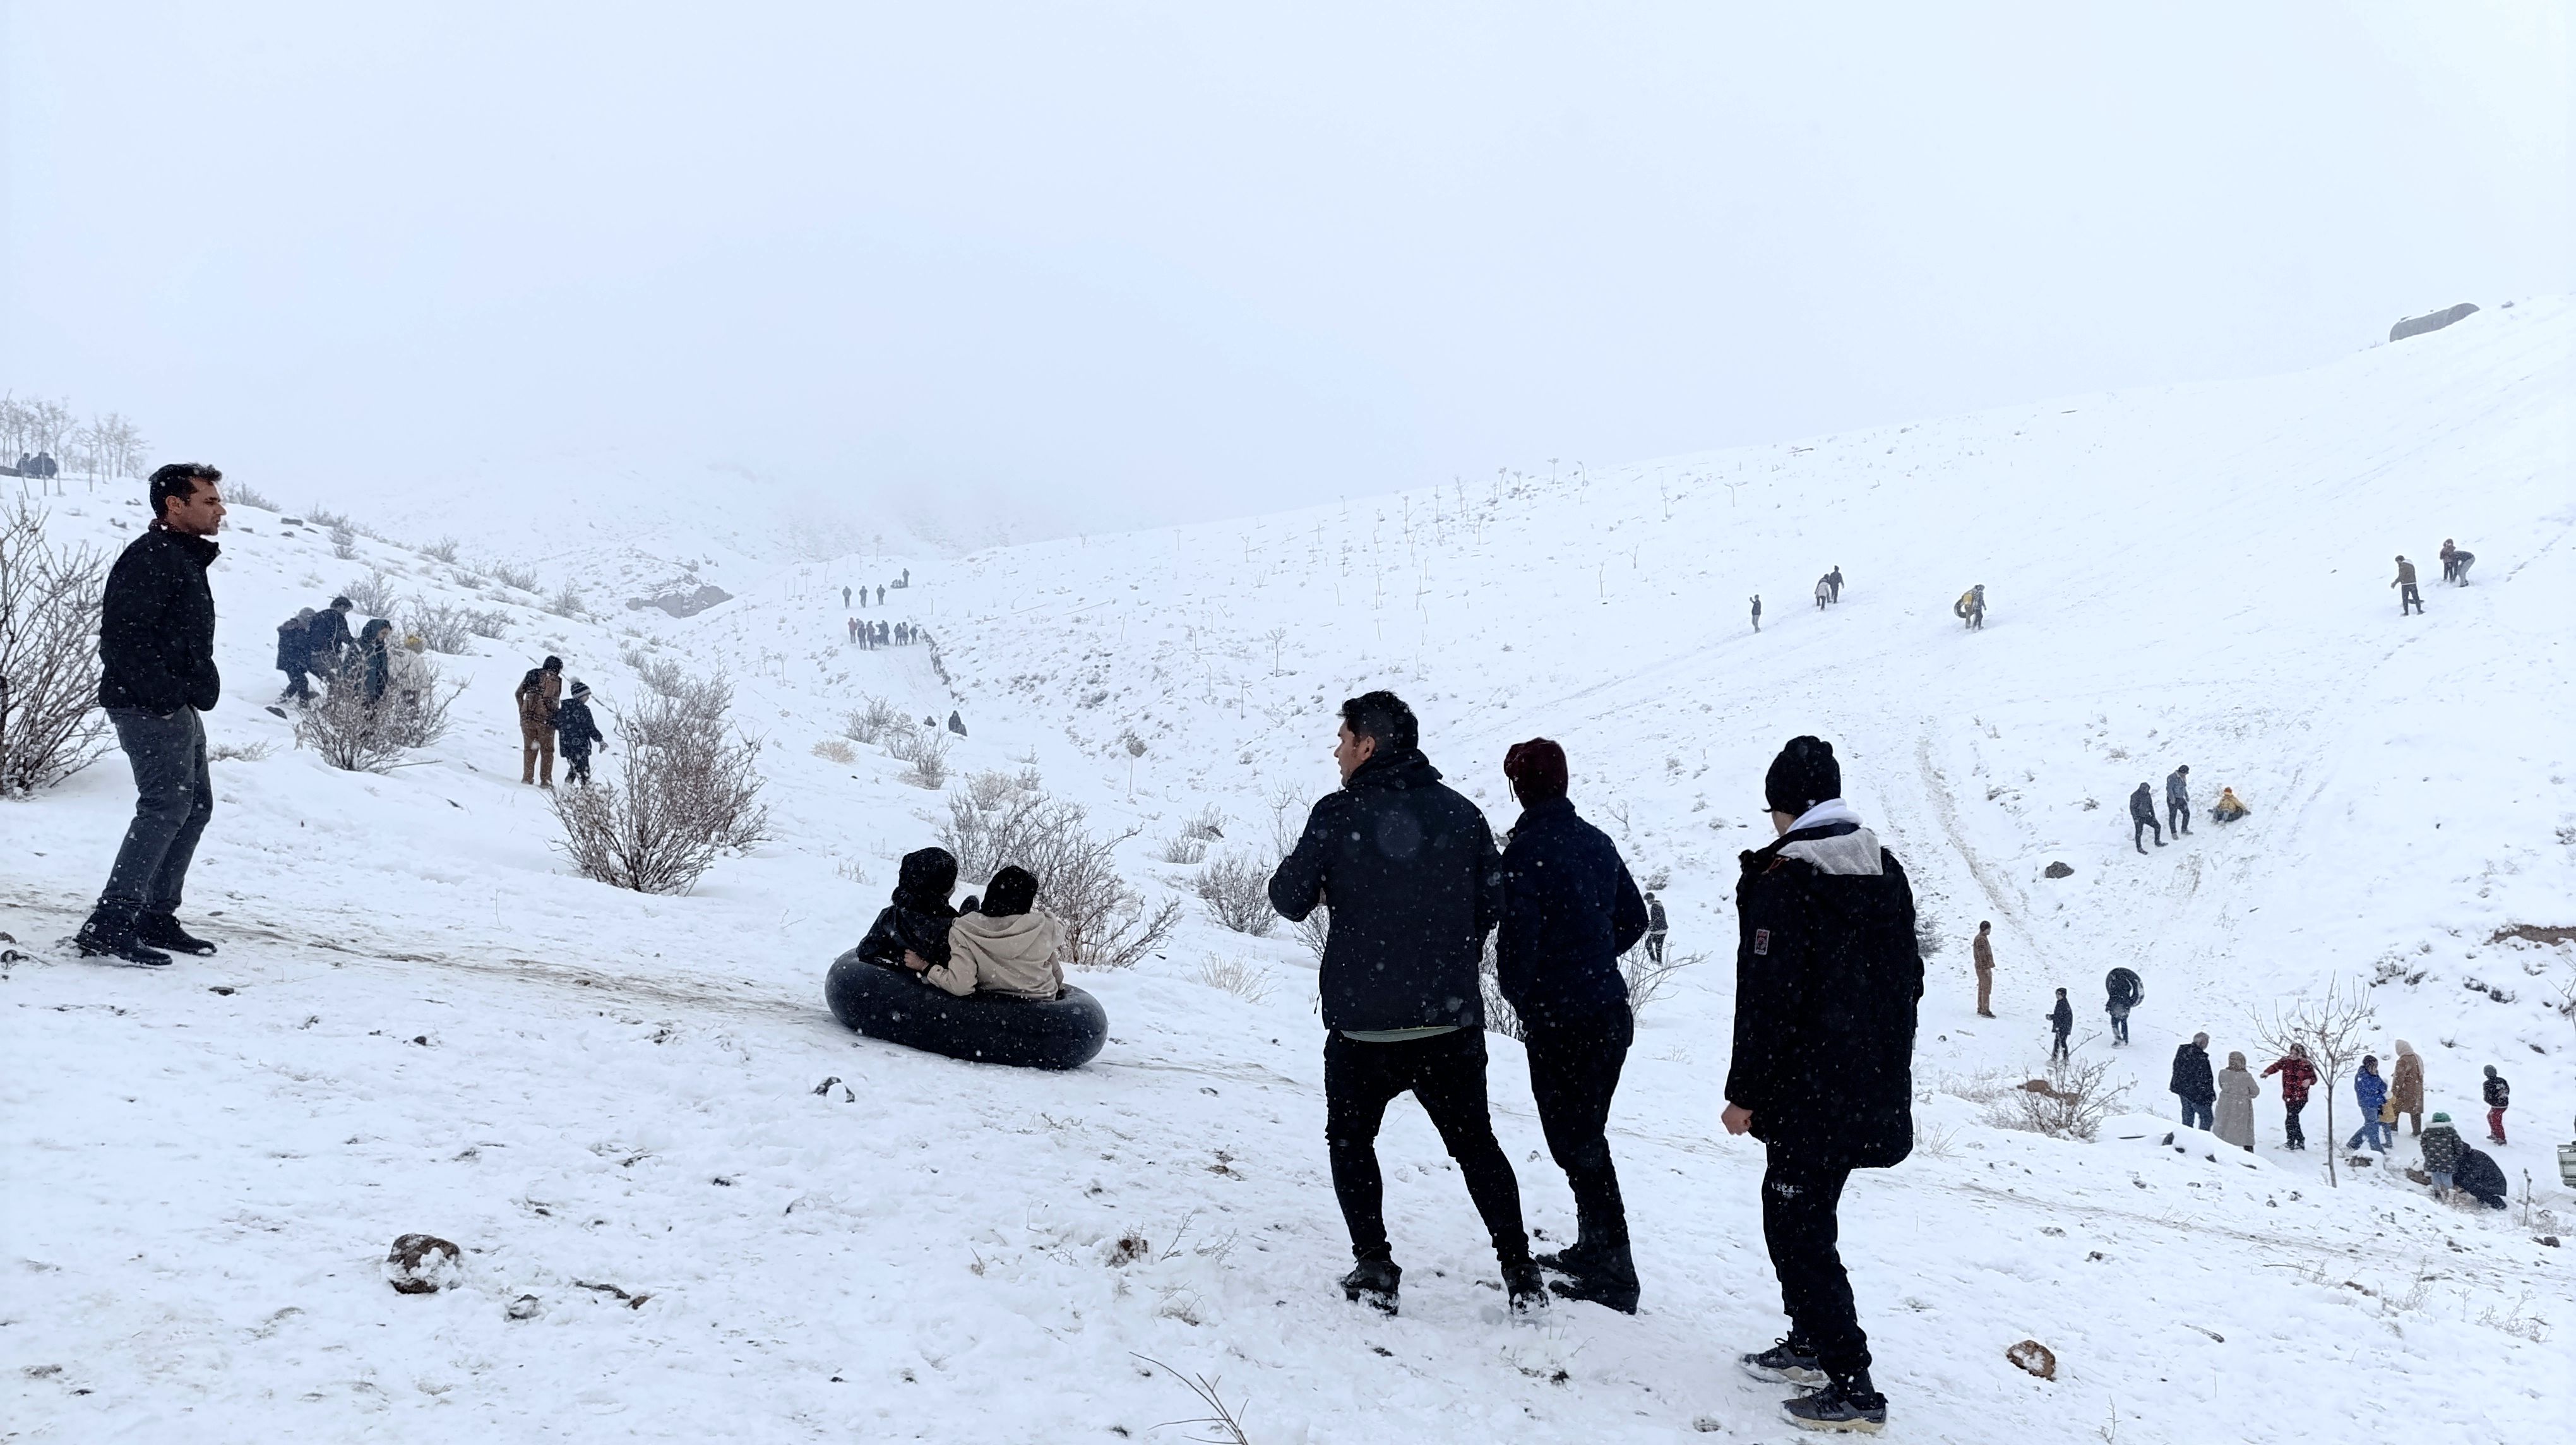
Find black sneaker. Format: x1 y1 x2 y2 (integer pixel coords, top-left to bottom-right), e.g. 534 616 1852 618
1783 1376 1887 1434
75 914 172 968
1739 1337 1826 1385
1501 1258 1549 1315
1339 1257 1400 1316
136 912 217 956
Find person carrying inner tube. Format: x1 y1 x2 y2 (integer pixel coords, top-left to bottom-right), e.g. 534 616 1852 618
909 865 1062 1000
857 848 960 972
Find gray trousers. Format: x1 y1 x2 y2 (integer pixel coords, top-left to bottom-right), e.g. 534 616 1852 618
98 706 213 916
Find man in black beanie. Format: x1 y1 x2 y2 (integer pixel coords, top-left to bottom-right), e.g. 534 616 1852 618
1723 735 1923 1433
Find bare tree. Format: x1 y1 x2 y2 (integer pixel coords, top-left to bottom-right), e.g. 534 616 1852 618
1263 626 1287 676
0 499 110 794
551 678 769 893
2250 976 2378 1186
1195 852 1275 935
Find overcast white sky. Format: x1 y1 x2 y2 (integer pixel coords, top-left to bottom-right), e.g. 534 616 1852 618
4 3 2567 548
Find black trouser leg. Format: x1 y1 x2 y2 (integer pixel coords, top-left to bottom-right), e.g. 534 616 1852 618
2283 1099 2305 1148
98 707 213 916
1523 1008 1633 1246
1762 1144 1868 1378
1326 1029 1529 1264
1646 932 1666 965
2051 1030 2070 1062
2169 802 2188 835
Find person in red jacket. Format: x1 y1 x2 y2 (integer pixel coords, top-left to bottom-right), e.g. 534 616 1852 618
2260 1045 2317 1151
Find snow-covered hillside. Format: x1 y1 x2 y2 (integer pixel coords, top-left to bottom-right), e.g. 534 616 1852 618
5 301 2570 1443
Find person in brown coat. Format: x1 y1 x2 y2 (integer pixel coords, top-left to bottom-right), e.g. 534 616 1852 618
515 655 564 786
1971 920 1995 1017
2388 1040 2425 1136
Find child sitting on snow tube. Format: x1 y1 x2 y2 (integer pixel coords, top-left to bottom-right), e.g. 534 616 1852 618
831 849 1107 1069
2209 788 2251 824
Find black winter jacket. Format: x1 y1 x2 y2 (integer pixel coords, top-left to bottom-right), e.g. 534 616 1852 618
2169 1043 2215 1104
855 850 961 970
98 525 220 714
305 606 352 666
2454 1146 2507 1204
275 616 309 671
2483 1074 2510 1109
2128 785 2157 823
1496 798 1648 1029
1724 820 1923 1168
2049 998 2073 1034
554 697 605 753
1269 748 1500 1033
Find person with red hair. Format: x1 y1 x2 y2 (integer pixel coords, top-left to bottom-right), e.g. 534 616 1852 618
1497 737 1650 1312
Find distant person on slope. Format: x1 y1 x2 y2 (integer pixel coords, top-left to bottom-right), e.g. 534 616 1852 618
76 462 229 968
306 596 355 679
2210 788 2250 824
2048 988 2072 1061
2481 1065 2509 1144
1643 891 1669 964
2438 539 2475 585
275 606 317 702
2103 969 2140 1046
847 616 859 645
1827 567 1844 603
356 619 394 705
554 681 607 784
903 865 1063 1001
1953 584 1985 630
2128 783 2166 853
2165 765 2192 837
842 584 852 608
1972 920 1996 1018
2261 1044 2317 1149
876 584 886 605
946 711 967 737
1724 736 1921 1434
2391 555 2423 615
515 655 564 786
2214 1052 2258 1151
1815 576 1831 611
1496 737 1650 1313
1749 594 1762 632
2171 1032 2215 1130
2419 1112 2466 1196
2347 1055 2391 1154
1268 690 1543 1317
2388 1040 2425 1136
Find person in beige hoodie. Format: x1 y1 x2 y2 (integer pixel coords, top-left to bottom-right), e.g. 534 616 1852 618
902 865 1063 1001
2214 1051 2260 1151
2388 1040 2425 1136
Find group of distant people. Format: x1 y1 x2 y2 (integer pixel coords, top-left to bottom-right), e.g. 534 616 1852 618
272 595 422 709
2165 1035 2513 1208
2393 538 2476 615
840 570 909 611
9 450 60 479
2125 764 2249 853
847 617 925 650
510 655 604 788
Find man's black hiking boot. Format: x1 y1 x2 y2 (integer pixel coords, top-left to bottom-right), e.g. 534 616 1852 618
1339 1257 1400 1316
136 912 217 956
1501 1257 1549 1315
1739 1336 1826 1385
1782 1373 1887 1434
1542 1238 1639 1314
75 913 172 968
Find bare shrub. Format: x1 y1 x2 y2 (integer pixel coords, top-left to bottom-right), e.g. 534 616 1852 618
292 655 463 772
547 584 585 619
0 500 110 794
207 739 275 763
490 560 541 592
462 606 511 639
225 481 280 511
329 524 357 560
1986 1056 2130 1141
842 695 902 744
1290 905 1329 964
905 729 950 789
1196 852 1275 936
406 601 475 655
936 782 1179 968
1181 803 1227 841
812 738 856 764
1625 944 1701 1016
1154 834 1209 865
1267 781 1311 858
343 568 399 617
1477 932 1523 1040
629 652 693 699
420 536 460 563
1195 956 1277 1003
551 680 769 893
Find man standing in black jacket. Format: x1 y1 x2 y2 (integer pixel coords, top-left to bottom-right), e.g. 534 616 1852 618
1269 690 1544 1317
2170 1033 2215 1130
1724 736 1921 1434
76 463 229 966
1497 737 1650 1312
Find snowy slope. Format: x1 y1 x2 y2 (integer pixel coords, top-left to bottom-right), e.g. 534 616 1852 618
4 301 2570 1444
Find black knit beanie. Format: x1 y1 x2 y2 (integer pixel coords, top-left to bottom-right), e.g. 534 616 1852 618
1764 735 1841 817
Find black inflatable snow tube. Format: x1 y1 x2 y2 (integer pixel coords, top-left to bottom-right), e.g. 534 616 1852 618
825 948 1108 1070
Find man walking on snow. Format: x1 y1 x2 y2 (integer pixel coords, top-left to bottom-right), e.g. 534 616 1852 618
76 463 229 967
2392 555 2423 615
1827 567 1843 603
1269 690 1545 1317
2165 765 2191 837
515 655 564 786
2048 988 2073 1062
1725 736 1922 1434
1643 891 1669 965
2128 782 2165 852
1750 594 1762 632
1971 920 1996 1017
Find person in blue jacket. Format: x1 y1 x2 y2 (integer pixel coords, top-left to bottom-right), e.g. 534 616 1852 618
1496 737 1650 1312
2346 1054 2390 1153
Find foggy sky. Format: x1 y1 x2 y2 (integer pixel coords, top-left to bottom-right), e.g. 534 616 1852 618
4 3 2566 549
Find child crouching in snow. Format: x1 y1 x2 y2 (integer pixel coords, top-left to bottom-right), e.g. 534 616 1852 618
907 865 1064 1001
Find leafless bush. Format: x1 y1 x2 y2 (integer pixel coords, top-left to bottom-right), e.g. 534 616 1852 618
406 601 475 655
420 536 460 563
1195 956 1277 1004
629 651 693 699
1986 1056 2130 1141
292 655 463 772
812 738 856 764
329 523 358 560
1154 834 1209 865
902 729 950 788
1625 944 1701 1015
936 782 1179 968
1181 803 1227 841
207 739 275 763
226 481 279 511
489 560 540 592
551 680 770 893
0 499 110 794
1196 852 1275 936
1477 933 1524 1040
343 568 399 616
547 584 585 619
1267 781 1312 859
1290 905 1329 964
842 694 901 744
965 765 1041 808
461 606 510 639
